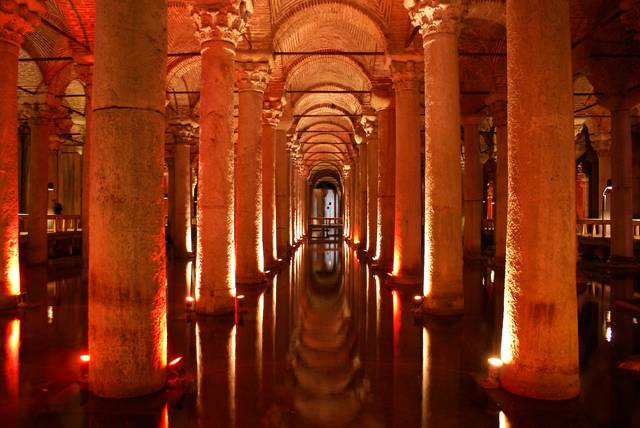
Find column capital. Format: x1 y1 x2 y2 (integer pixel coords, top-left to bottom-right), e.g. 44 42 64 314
262 98 284 128
73 50 94 86
360 114 377 140
461 114 485 127
0 0 46 46
371 84 393 111
404 0 467 38
486 94 507 127
235 61 269 92
189 1 252 47
590 134 611 154
169 122 199 145
389 60 422 92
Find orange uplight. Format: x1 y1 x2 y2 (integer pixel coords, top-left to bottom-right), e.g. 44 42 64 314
6 319 20 398
80 354 91 363
392 290 401 356
186 296 195 304
169 356 183 367
488 357 503 368
392 249 401 276
236 294 245 300
413 295 423 302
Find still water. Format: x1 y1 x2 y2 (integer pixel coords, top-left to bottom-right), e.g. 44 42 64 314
0 243 639 427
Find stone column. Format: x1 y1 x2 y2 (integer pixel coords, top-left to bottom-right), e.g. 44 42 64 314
235 60 269 284
463 116 483 261
591 135 611 217
170 124 196 258
390 60 422 284
275 129 290 258
490 99 508 266
0 0 44 306
362 114 378 257
500 0 579 400
27 105 56 265
609 105 634 262
190 2 250 314
371 89 395 271
262 99 283 269
88 0 168 398
407 0 466 314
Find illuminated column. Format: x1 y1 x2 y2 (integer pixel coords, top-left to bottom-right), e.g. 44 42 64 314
407 0 466 313
609 105 634 263
27 105 57 266
371 88 395 271
358 142 368 250
0 0 45 307
190 2 250 313
262 99 283 268
362 114 378 257
489 97 507 266
390 60 422 284
591 135 611 216
351 156 361 244
235 60 269 284
500 0 579 399
89 0 167 397
170 124 196 258
75 57 94 278
275 129 290 258
462 116 483 260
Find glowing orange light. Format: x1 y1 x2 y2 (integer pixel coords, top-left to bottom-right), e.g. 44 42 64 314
392 249 401 276
160 403 169 428
5 319 20 398
488 357 503 368
413 295 423 302
169 356 183 367
80 354 91 363
186 296 195 304
236 294 245 300
392 290 401 356
8 258 20 296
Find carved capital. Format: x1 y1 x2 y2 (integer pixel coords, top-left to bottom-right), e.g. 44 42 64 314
189 1 252 47
262 98 284 128
590 135 611 155
235 61 269 92
405 0 467 38
390 60 422 91
360 114 377 140
169 123 199 145
0 0 46 46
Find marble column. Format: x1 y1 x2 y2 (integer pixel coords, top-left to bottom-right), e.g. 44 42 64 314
609 106 634 262
371 89 395 271
462 116 483 261
190 3 250 313
490 99 508 266
170 124 195 258
27 106 56 265
362 114 378 257
262 99 283 269
275 130 290 258
89 0 167 397
591 136 611 217
235 60 269 284
408 0 466 314
500 0 579 400
351 157 361 244
390 60 422 284
0 0 44 307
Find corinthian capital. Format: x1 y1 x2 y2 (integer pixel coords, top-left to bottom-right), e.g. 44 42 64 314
262 98 284 128
189 1 253 46
389 60 422 91
169 123 199 145
0 0 46 46
235 61 269 92
404 0 467 38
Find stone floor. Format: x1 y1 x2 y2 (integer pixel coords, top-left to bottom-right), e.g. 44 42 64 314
0 242 639 427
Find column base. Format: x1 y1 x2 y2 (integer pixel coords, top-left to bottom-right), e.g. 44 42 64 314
195 291 236 316
421 294 464 316
500 366 580 401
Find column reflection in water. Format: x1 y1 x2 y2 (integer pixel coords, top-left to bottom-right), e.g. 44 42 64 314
288 242 368 426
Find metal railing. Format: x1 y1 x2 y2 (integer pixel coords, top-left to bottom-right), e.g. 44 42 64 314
310 217 343 226
19 214 82 234
576 219 640 240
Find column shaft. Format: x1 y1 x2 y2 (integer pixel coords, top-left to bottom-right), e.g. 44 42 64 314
391 63 422 284
81 84 93 276
235 64 268 283
463 122 482 260
422 31 464 314
495 120 508 266
610 108 633 260
174 141 192 258
375 106 395 270
275 130 290 257
501 0 579 399
358 144 368 249
89 0 167 397
27 113 52 265
0 39 21 302
367 132 379 256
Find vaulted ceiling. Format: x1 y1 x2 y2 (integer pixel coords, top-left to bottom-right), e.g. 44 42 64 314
16 0 640 179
